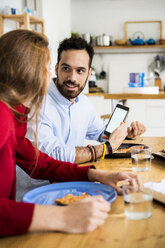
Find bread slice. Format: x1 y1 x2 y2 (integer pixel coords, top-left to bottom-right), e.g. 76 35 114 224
55 192 90 205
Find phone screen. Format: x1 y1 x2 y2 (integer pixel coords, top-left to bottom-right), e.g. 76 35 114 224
105 107 128 134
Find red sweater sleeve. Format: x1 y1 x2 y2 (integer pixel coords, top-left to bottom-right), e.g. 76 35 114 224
16 138 94 182
0 198 34 236
0 102 35 236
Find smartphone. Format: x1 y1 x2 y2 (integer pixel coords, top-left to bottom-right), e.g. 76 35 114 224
104 104 129 136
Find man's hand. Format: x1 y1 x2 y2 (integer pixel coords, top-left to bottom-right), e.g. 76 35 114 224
108 121 128 151
88 169 142 194
127 121 146 139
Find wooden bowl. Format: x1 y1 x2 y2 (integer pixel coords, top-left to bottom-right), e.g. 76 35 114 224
115 39 127 46
159 39 165 45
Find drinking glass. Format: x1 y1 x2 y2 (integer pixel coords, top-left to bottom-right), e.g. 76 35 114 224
122 178 153 220
131 146 152 172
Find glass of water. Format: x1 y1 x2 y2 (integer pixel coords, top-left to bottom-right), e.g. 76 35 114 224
122 178 153 220
131 146 152 172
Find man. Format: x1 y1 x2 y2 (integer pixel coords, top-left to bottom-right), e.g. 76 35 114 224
16 37 145 201
29 37 145 163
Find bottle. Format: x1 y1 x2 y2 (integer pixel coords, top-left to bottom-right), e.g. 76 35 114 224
140 73 145 87
155 77 162 91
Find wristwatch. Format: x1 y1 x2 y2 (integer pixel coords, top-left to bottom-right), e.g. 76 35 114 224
105 141 112 154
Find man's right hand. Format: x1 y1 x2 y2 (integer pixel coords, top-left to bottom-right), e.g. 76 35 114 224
108 121 128 151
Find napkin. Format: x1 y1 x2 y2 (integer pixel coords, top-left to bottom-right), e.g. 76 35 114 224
145 179 165 204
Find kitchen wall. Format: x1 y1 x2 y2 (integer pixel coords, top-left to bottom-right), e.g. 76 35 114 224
71 0 165 38
71 0 165 93
36 0 71 77
0 0 71 77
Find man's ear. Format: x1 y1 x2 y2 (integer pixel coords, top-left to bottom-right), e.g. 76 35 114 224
87 67 92 80
55 64 58 75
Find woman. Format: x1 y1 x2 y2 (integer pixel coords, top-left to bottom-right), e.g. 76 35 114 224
0 30 139 236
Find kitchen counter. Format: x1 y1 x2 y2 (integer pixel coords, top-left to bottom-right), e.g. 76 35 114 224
86 92 165 99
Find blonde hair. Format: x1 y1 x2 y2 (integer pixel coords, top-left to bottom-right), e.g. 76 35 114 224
0 30 50 173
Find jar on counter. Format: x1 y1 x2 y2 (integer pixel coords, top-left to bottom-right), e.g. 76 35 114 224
103 34 110 46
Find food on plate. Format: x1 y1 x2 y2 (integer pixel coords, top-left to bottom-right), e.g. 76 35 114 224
114 145 144 154
114 147 132 153
55 192 90 205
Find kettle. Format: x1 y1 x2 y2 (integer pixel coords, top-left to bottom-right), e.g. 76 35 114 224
129 31 145 45
147 38 155 45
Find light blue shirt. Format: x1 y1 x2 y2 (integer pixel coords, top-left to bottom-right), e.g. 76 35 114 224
27 81 105 162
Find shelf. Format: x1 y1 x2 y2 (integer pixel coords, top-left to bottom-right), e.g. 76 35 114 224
86 92 165 99
94 45 165 54
0 13 45 36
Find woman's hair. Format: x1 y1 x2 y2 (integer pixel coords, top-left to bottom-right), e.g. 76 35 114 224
0 29 50 119
0 30 50 172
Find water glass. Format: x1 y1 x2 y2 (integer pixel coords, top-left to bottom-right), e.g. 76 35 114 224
131 146 152 172
122 178 153 220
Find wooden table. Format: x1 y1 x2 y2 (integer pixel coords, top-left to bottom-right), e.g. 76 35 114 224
0 137 165 248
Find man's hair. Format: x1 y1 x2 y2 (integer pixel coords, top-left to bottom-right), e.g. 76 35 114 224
57 37 94 68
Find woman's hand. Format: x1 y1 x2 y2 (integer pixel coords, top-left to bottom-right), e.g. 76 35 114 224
61 195 110 233
29 195 110 234
88 169 142 194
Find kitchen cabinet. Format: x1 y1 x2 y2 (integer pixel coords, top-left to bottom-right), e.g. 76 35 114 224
127 99 165 136
87 95 112 118
0 13 45 36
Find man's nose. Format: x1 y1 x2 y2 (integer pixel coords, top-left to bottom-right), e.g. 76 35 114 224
68 70 77 82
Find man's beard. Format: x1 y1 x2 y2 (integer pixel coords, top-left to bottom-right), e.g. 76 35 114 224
55 76 88 100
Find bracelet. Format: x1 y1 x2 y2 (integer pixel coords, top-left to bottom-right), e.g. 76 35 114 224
92 145 97 162
100 143 106 159
87 145 94 162
105 141 112 155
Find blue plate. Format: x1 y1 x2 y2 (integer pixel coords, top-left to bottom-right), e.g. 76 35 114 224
22 181 117 205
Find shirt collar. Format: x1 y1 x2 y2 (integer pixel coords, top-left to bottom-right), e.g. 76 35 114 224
48 79 80 107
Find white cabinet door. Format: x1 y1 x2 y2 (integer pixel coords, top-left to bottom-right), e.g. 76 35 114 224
87 96 112 118
127 99 165 137
126 100 147 126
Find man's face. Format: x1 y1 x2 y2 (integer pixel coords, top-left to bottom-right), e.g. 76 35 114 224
55 49 91 102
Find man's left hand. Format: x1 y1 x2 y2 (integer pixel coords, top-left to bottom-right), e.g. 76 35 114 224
127 121 146 139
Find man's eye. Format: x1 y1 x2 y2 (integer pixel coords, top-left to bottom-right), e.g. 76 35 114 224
62 67 69 71
77 69 85 74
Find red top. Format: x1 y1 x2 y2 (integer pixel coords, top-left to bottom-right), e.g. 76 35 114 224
0 101 94 236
